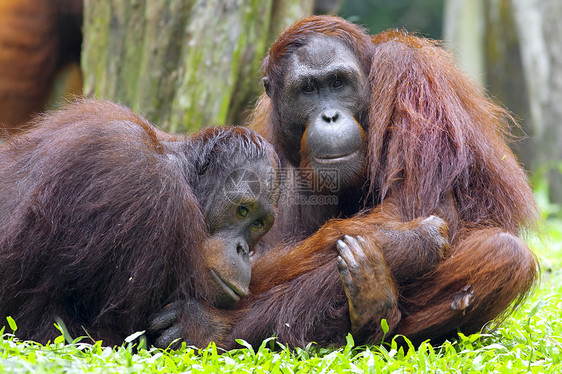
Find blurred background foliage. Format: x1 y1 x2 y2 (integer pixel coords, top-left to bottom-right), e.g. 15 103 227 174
339 0 444 39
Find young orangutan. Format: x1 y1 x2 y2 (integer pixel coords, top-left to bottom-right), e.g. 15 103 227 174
0 99 278 347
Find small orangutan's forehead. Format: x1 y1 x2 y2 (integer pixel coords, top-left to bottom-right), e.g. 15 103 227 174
223 157 278 197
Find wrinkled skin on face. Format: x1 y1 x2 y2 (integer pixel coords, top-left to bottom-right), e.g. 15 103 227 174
198 156 278 308
265 35 370 191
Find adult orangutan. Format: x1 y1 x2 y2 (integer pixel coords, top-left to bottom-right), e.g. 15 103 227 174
0 99 278 347
229 16 538 347
151 16 537 349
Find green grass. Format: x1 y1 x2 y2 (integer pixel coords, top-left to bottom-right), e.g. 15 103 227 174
2 223 562 373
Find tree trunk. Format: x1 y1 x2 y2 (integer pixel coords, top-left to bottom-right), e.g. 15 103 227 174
482 0 531 169
512 0 562 205
443 0 485 85
82 0 313 133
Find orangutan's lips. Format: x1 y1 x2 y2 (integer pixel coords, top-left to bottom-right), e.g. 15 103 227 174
210 269 248 302
312 149 360 164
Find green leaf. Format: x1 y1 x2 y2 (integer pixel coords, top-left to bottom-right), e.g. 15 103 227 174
125 330 146 343
380 318 389 334
6 316 17 332
235 339 255 355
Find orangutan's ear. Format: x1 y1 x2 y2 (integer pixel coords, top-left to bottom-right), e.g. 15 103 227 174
263 77 271 97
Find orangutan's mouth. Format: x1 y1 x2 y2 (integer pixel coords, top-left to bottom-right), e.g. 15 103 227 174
210 269 249 303
312 149 361 164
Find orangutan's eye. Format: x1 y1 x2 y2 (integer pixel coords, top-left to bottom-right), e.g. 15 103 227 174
302 82 315 93
252 219 264 229
237 206 249 218
332 79 343 88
